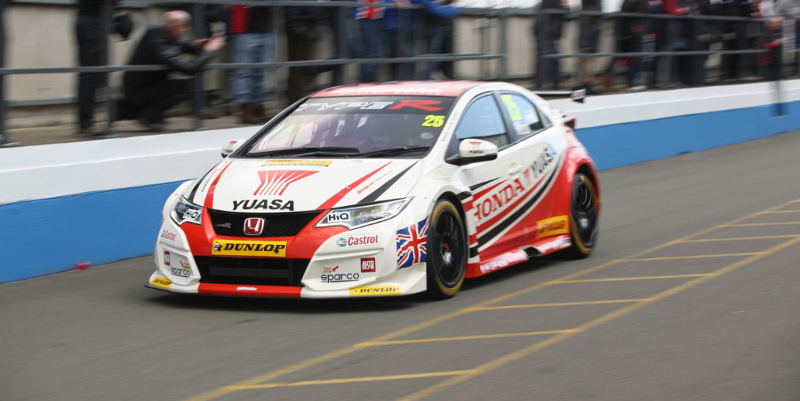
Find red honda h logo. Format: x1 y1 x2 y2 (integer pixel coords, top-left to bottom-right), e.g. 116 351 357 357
244 217 265 236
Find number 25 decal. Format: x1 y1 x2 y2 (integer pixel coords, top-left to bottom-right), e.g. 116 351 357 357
422 115 445 128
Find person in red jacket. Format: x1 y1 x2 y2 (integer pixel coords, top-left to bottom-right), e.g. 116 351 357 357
762 17 784 80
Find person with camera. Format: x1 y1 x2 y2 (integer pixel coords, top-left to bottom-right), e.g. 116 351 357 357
120 11 225 132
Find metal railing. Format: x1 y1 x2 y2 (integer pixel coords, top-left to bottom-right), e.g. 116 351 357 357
0 0 797 146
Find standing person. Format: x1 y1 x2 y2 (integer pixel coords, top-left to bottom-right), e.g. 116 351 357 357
75 0 118 136
645 0 666 87
120 11 225 132
761 15 785 79
384 0 417 80
352 0 388 83
662 0 691 86
423 0 460 79
602 0 649 90
776 0 800 75
227 3 276 124
535 0 569 89
579 0 602 91
284 2 324 103
719 0 747 81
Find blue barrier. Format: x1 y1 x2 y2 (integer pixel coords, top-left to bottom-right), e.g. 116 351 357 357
0 181 182 282
1 99 799 283
577 100 800 170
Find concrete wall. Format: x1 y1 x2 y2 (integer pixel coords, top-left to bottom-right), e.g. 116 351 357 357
1 80 799 283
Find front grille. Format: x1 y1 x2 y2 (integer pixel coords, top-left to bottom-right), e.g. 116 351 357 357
194 256 310 286
207 209 321 237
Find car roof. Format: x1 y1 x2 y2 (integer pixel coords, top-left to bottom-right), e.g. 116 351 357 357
310 81 486 98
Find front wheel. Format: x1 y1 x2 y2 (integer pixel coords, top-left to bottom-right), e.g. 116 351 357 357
426 199 468 299
563 173 599 259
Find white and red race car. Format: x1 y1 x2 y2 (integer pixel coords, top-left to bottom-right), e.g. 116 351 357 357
147 81 600 299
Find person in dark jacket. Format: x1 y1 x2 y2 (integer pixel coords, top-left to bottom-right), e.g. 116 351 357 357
227 3 275 124
535 0 568 89
284 2 324 103
120 11 225 132
75 0 118 136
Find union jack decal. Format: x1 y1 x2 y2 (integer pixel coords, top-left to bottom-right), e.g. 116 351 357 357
396 217 429 269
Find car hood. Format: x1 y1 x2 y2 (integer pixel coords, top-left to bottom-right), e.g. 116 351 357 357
194 158 422 213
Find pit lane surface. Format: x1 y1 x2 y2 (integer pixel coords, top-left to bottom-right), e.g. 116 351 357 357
3 131 800 401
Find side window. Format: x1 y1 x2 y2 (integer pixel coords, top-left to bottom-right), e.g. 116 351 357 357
455 96 509 148
500 93 543 138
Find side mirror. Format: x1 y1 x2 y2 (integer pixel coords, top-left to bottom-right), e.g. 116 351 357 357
563 114 576 130
446 138 499 166
222 139 244 158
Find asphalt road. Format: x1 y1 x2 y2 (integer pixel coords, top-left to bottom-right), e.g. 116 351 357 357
3 130 800 401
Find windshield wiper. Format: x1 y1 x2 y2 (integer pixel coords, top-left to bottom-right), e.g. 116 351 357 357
358 146 431 158
247 147 360 158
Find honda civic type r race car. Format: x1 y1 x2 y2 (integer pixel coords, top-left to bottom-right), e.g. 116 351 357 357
147 81 600 299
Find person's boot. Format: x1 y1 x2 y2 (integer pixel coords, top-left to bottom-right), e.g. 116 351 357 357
254 104 271 123
240 104 260 124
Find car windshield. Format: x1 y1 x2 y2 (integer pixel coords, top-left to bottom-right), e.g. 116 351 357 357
243 96 456 158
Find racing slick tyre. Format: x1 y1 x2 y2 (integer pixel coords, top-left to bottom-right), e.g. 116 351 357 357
563 172 599 259
426 199 468 299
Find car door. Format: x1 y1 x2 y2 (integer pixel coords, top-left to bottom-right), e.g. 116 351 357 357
449 93 532 259
497 91 565 242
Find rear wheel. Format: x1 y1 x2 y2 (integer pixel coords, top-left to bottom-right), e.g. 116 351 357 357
564 173 599 259
426 199 467 299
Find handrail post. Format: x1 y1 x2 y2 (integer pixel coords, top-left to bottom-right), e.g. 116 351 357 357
0 0 13 147
334 4 348 86
192 4 206 131
690 17 701 86
535 9 549 89
101 0 115 136
498 10 508 81
275 5 286 109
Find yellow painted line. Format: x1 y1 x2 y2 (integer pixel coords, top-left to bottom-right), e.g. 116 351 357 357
758 210 800 214
394 235 800 401
182 198 800 401
468 299 651 311
620 252 762 262
226 370 477 390
723 222 800 227
361 330 574 346
552 274 709 283
679 235 800 242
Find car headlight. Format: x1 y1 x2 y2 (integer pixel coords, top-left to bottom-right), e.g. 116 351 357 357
316 198 411 230
171 196 203 225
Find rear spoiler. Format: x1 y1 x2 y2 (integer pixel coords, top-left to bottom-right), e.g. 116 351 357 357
535 84 587 104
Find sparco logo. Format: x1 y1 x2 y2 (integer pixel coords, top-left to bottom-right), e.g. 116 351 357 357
321 272 360 283
244 217 265 236
337 234 381 248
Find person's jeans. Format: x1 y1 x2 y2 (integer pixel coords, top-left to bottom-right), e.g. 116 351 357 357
230 32 275 105
351 19 384 83
426 20 455 79
386 28 416 80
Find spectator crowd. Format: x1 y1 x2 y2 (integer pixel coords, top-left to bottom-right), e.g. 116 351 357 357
72 0 800 136
538 0 800 91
